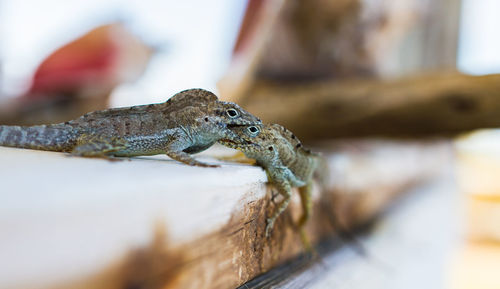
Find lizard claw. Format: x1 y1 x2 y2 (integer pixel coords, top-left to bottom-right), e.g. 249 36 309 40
204 163 221 168
192 162 220 168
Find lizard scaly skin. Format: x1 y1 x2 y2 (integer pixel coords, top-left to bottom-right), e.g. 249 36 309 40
0 89 261 167
219 123 323 238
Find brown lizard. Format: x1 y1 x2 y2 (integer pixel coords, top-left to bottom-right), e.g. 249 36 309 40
219 123 324 239
0 88 261 167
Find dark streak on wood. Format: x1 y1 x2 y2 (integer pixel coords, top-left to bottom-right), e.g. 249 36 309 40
244 218 256 226
227 226 245 236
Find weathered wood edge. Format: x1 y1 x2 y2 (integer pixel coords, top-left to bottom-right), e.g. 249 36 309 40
0 141 450 289
241 167 458 289
41 141 450 289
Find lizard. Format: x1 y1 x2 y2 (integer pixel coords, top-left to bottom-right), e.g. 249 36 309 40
218 123 325 241
0 88 262 167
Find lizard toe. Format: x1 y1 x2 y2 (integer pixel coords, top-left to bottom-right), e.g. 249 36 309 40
265 218 275 238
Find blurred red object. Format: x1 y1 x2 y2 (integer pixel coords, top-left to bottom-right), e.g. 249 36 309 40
28 23 152 98
232 0 266 55
1 23 153 125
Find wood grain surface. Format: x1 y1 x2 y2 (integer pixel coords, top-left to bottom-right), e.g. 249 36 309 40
0 141 450 289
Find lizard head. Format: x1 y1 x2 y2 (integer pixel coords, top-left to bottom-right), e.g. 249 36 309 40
219 124 282 165
202 100 262 145
218 124 262 151
212 101 262 126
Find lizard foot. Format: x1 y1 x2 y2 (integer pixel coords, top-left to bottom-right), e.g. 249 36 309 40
265 218 275 238
102 156 125 162
184 158 221 168
165 150 220 168
67 153 124 162
191 162 220 168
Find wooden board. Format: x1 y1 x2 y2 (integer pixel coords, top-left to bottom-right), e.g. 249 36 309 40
0 141 450 289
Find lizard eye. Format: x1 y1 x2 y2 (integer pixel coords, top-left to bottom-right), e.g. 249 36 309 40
247 126 260 136
226 109 239 118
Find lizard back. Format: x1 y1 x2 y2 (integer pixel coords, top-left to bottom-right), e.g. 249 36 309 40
268 124 320 183
68 90 215 137
70 103 172 137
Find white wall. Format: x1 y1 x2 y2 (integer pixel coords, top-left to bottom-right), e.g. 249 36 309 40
458 0 500 75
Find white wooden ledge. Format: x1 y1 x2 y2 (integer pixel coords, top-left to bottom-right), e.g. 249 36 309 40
0 141 450 289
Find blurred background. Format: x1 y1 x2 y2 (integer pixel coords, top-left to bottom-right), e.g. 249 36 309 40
0 0 246 124
0 0 245 103
2 0 500 288
1 0 500 134
1 0 500 118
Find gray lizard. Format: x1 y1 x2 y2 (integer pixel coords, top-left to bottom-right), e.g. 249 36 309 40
0 88 261 167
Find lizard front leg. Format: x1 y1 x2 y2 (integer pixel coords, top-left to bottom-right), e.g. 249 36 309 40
164 137 219 168
265 176 292 237
166 150 219 168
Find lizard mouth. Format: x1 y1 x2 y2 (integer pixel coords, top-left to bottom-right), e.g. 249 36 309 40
220 139 254 145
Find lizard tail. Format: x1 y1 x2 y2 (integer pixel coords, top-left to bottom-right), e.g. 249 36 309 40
0 124 78 152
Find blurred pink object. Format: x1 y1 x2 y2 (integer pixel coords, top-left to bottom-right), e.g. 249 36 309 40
28 23 152 99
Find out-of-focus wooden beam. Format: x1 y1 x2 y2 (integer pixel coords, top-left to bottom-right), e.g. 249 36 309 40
237 73 500 141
